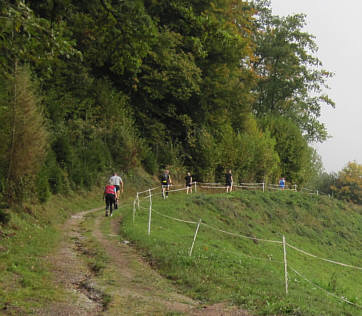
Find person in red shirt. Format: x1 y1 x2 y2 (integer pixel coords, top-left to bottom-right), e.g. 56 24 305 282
103 181 116 216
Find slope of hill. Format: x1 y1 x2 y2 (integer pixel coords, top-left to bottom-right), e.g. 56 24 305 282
1 186 361 315
121 189 362 315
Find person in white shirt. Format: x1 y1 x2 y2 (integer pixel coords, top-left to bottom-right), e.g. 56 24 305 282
109 172 123 201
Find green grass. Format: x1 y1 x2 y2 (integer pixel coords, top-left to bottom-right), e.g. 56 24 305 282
0 167 155 315
0 190 103 314
121 189 362 316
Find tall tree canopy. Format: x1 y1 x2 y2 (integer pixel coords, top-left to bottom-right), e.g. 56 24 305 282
0 0 335 203
251 1 334 142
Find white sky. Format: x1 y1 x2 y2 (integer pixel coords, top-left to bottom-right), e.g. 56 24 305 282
270 0 362 173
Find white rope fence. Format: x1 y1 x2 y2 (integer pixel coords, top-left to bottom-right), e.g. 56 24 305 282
200 185 229 189
289 266 362 308
136 181 328 198
152 208 198 225
287 243 362 271
134 188 362 269
216 247 284 264
128 186 361 309
234 183 265 192
201 222 282 244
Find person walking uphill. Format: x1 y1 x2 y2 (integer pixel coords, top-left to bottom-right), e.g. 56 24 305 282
104 181 116 217
109 172 124 208
160 169 172 199
225 169 233 193
185 172 192 194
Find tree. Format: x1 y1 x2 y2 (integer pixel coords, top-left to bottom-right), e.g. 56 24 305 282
251 1 334 143
332 162 362 204
2 66 48 204
259 115 310 185
0 0 79 78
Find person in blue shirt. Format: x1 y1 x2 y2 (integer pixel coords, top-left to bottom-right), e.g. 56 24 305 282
279 177 285 190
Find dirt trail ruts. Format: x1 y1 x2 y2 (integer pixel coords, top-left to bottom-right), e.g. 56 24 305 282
92 209 252 315
92 214 198 314
38 205 252 315
37 208 104 316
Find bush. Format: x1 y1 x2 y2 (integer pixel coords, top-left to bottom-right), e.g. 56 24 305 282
142 149 158 175
0 209 10 225
35 169 51 203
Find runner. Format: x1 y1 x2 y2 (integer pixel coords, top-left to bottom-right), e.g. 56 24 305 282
185 172 193 194
103 181 116 216
109 172 124 208
225 169 233 193
160 169 172 199
279 177 286 190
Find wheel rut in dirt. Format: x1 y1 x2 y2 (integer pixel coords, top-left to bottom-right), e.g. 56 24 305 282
38 204 252 315
92 212 198 314
92 207 252 315
37 208 106 316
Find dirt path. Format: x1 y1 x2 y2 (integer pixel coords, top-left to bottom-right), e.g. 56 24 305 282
97 212 252 315
38 208 104 316
39 206 251 315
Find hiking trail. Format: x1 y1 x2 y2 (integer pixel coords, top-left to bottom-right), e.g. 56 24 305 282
38 204 251 315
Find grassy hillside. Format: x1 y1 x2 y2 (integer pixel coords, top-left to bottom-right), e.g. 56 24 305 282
121 189 362 315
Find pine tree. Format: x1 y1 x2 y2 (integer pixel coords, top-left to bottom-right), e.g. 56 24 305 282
5 66 48 204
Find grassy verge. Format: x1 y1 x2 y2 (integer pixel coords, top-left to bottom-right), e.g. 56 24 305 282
0 189 103 314
0 168 155 314
121 189 362 316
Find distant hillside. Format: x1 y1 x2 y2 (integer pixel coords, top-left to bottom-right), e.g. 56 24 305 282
121 189 362 315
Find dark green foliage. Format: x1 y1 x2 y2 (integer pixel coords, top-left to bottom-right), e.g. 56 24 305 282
0 209 10 225
0 0 334 202
251 2 334 143
35 167 51 203
260 116 311 185
315 172 337 195
142 150 159 175
46 151 71 195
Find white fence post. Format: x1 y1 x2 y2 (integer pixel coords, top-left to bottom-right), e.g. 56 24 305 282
262 183 265 193
133 199 136 224
148 189 152 236
283 235 288 295
189 219 202 257
136 192 140 210
293 184 297 192
316 190 319 196
194 181 197 193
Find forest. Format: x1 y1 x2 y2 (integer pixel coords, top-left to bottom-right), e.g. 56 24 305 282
1 0 359 205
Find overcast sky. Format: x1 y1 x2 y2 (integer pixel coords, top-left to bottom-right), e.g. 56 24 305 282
270 0 362 173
